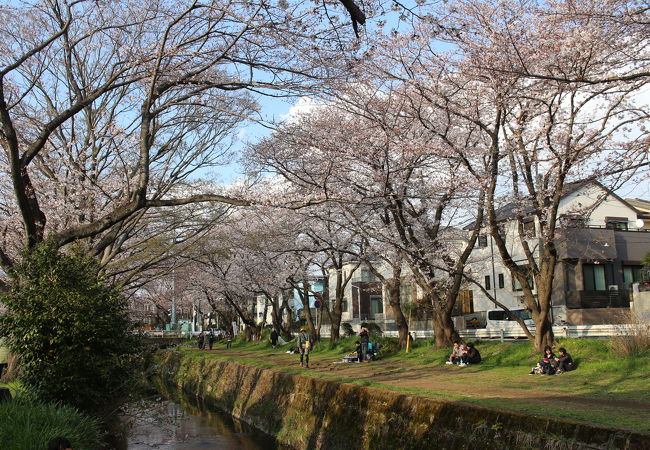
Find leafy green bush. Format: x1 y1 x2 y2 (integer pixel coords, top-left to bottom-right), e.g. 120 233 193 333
0 242 142 414
0 397 102 450
365 323 383 337
341 322 354 336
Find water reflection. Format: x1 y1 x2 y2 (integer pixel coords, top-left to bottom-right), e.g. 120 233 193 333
122 398 279 449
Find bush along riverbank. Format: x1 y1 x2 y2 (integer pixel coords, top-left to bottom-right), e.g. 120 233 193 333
0 396 103 450
151 349 650 450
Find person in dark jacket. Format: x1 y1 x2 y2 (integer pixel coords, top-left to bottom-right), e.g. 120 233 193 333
208 330 215 350
270 329 279 349
359 327 370 362
554 347 575 374
460 342 481 366
197 332 205 350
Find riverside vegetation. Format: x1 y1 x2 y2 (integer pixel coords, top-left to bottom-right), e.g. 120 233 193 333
0 243 144 449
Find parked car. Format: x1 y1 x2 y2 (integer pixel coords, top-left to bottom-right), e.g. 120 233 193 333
485 308 534 332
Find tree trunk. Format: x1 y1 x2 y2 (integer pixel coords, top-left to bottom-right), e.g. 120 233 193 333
386 279 408 350
532 265 556 351
299 283 317 338
280 294 292 340
329 271 345 341
432 307 459 349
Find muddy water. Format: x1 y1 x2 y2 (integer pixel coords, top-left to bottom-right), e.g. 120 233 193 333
119 398 280 449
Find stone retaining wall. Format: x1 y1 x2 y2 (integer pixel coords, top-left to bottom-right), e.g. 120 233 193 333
151 350 650 450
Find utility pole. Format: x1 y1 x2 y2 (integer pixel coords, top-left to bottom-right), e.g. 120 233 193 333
171 267 177 328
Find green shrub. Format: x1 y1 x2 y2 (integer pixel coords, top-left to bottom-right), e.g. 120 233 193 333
0 397 102 450
341 322 354 336
0 242 142 414
365 323 383 337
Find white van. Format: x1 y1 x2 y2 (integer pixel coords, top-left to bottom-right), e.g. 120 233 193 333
485 308 535 333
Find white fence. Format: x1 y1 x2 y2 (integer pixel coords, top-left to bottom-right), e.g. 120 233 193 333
142 324 639 341
319 324 635 341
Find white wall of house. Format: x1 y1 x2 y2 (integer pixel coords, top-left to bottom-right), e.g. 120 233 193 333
559 184 639 228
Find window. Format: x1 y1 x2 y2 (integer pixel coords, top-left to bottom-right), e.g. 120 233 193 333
458 290 474 314
360 268 377 282
523 219 536 237
341 300 348 313
498 273 505 289
513 268 535 291
605 217 628 231
583 264 606 291
623 265 642 290
370 295 383 315
488 309 532 321
477 234 488 248
400 284 412 304
485 275 491 290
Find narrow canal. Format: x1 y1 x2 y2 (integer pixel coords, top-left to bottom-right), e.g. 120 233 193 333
116 397 281 449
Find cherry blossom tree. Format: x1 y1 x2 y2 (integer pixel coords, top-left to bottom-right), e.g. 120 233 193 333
249 84 487 348
0 0 363 283
372 0 650 350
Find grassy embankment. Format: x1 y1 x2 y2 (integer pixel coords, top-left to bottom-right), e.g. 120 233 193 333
175 334 650 431
0 382 103 450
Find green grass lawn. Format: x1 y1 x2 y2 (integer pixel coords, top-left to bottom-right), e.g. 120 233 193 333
175 335 650 430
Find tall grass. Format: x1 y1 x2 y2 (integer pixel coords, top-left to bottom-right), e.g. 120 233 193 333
608 312 650 356
0 397 102 450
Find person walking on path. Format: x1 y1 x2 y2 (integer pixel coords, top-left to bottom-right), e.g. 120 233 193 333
197 332 205 350
226 331 233 349
359 327 370 362
298 327 313 368
270 329 279 349
208 330 215 350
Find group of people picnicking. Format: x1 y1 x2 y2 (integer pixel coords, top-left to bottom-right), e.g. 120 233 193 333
444 340 576 375
445 341 482 366
529 346 575 375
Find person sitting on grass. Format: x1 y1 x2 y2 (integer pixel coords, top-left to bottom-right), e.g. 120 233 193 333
446 341 466 365
529 345 556 375
460 342 481 366
554 347 575 374
354 341 362 362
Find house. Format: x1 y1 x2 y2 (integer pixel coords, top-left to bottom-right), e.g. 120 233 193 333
465 181 650 325
325 261 429 335
254 277 325 326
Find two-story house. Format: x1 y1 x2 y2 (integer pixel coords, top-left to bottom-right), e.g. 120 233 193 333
466 181 650 325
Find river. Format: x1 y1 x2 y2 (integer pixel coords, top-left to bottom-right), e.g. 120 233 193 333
116 397 281 449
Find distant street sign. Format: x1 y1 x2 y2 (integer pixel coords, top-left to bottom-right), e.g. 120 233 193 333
314 299 321 308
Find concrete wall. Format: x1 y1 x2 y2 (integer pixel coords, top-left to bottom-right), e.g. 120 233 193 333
564 308 630 325
153 350 650 450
